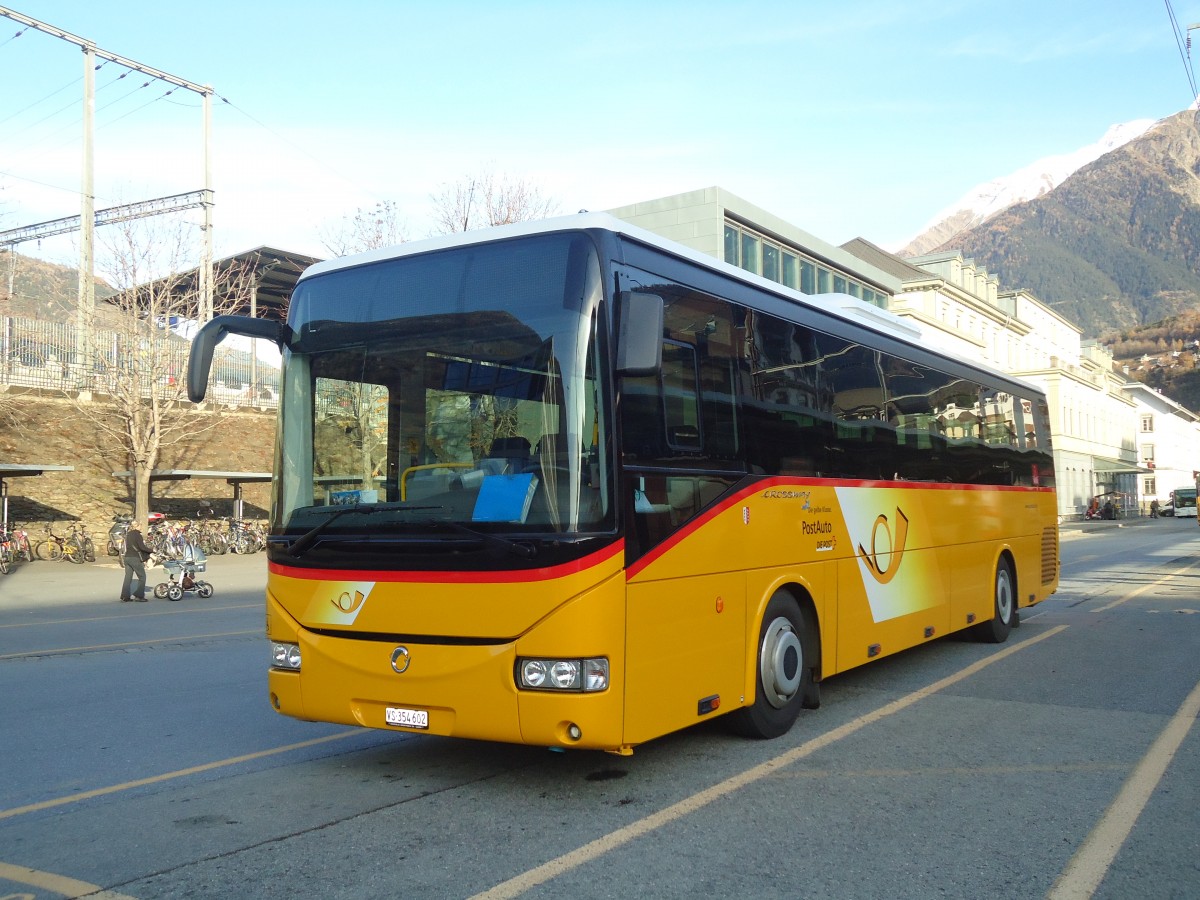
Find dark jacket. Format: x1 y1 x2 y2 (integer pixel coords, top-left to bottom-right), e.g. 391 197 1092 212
123 527 152 560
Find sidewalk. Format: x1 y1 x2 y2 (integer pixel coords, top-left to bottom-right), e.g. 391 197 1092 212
0 551 268 611
0 517 1184 609
1058 513 1176 540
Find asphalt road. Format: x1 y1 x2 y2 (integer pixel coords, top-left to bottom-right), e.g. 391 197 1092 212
0 519 1197 899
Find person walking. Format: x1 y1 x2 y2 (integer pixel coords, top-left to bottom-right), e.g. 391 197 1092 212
120 525 153 602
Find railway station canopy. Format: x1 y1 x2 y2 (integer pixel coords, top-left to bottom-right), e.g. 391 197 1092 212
156 247 322 322
110 469 272 519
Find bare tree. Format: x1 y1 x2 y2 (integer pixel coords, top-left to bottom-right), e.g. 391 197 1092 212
319 200 407 257
430 169 558 235
65 218 257 526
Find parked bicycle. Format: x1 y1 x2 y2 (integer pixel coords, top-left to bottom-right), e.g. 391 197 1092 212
7 523 33 563
192 510 230 556
149 518 193 561
34 523 66 561
34 523 88 564
68 523 97 563
226 518 266 554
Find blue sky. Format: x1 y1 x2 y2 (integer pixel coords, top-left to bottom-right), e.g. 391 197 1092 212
3 0 1200 272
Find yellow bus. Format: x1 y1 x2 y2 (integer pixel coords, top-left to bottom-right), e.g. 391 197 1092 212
188 214 1058 754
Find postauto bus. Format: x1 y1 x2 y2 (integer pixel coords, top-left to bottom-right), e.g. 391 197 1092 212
187 214 1059 755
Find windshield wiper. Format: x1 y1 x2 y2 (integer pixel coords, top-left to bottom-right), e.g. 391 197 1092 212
416 520 537 559
287 503 441 558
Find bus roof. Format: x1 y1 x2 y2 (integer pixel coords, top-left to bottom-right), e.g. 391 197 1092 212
297 213 1041 397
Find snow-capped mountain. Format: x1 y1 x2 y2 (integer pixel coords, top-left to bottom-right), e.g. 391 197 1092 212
897 118 1159 257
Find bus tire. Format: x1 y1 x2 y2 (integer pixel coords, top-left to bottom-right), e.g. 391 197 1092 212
729 591 816 739
973 557 1015 644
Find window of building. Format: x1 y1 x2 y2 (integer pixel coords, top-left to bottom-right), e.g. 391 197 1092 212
1140 414 1154 433
723 225 739 267
781 252 798 289
720 219 888 309
800 260 816 293
762 243 780 282
740 233 759 274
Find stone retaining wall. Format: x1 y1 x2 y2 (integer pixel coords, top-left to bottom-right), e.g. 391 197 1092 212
0 392 274 536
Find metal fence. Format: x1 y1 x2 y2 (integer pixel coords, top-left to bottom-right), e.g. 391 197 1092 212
0 316 279 409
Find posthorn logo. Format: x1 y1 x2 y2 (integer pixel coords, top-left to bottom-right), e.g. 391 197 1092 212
331 589 367 615
857 507 909 584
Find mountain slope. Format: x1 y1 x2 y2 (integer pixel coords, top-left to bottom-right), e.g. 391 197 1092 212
899 119 1156 256
926 109 1200 337
1 250 118 322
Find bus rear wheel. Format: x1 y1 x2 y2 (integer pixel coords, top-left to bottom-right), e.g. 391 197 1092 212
729 591 816 739
973 558 1015 644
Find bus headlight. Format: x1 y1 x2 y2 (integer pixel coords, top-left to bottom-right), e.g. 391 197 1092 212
271 641 301 670
517 657 608 692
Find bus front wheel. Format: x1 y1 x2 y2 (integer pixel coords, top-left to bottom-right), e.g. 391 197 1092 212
729 591 817 739
973 558 1016 644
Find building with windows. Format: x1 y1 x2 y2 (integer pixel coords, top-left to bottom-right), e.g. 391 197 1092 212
610 187 1193 519
606 187 898 308
1123 381 1200 512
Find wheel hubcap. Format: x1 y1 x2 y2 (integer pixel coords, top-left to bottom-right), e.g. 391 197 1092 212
760 616 803 709
996 569 1013 624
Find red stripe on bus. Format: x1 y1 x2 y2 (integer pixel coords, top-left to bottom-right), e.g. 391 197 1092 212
268 540 625 584
624 476 1053 580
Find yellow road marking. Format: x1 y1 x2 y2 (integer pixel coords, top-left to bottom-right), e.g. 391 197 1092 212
0 630 260 660
0 602 260 629
472 625 1069 900
0 860 137 899
1091 559 1200 612
0 730 362 821
1047 674 1200 900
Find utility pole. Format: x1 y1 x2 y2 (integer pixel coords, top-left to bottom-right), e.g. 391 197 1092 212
0 6 216 320
79 43 95 334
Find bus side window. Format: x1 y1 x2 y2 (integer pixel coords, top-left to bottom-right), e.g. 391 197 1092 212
662 341 702 451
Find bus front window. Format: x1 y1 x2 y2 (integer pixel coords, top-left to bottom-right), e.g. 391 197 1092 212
272 232 611 549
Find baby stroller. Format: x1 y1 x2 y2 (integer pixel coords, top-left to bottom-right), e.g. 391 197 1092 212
153 543 213 601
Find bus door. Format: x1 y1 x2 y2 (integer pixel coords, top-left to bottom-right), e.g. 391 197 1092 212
618 307 749 744
624 471 748 744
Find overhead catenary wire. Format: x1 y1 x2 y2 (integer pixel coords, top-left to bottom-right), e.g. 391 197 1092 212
0 21 25 49
1163 0 1198 101
214 92 383 201
0 72 80 129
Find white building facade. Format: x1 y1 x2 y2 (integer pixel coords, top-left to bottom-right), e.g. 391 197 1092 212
1123 382 1200 512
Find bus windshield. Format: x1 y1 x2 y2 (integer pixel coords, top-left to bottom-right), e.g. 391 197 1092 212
272 232 612 552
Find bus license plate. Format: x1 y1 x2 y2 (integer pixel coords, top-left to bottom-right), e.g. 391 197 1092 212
385 706 429 729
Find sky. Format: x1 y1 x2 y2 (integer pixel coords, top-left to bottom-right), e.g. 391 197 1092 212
3 0 1200 278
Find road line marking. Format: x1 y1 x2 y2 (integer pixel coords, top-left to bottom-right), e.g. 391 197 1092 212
0 602 261 629
1091 559 1200 612
0 860 137 899
472 625 1069 900
1047 674 1200 900
0 730 362 821
770 762 1126 779
0 630 260 660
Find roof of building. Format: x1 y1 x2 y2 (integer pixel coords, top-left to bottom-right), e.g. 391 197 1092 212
159 246 322 322
840 237 930 282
